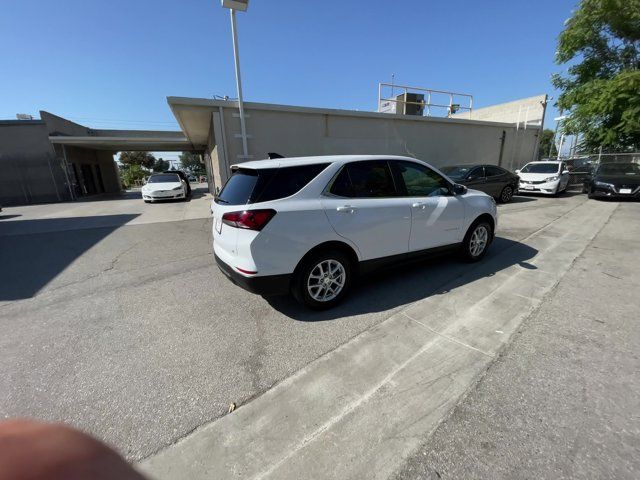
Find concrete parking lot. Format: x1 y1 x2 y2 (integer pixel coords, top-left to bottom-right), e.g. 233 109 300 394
1 190 638 478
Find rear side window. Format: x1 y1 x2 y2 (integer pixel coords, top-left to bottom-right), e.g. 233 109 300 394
467 166 485 180
256 163 329 202
216 163 328 205
216 168 267 205
329 161 396 198
485 166 505 177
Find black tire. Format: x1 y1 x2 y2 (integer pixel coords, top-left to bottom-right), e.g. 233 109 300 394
461 220 492 262
292 250 352 310
144 200 151 203
499 185 514 203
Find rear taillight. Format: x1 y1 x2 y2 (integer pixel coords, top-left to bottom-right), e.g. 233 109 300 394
222 209 276 231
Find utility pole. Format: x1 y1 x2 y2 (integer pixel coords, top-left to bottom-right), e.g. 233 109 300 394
221 0 250 158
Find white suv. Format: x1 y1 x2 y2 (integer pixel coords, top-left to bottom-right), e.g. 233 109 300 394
212 155 497 309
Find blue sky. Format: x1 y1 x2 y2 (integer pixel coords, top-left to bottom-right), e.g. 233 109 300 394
1 0 577 160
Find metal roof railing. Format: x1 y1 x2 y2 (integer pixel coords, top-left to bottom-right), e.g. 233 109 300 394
377 82 473 117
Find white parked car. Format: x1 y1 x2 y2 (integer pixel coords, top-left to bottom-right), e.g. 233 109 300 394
212 155 498 309
516 161 570 195
142 173 187 202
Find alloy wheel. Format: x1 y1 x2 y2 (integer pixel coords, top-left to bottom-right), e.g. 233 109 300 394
501 186 513 202
469 225 489 257
307 259 346 302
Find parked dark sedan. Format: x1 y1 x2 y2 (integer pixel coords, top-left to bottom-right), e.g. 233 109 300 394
583 162 640 199
440 164 519 202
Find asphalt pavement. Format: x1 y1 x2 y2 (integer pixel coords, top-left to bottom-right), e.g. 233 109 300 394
394 201 640 479
1 191 637 478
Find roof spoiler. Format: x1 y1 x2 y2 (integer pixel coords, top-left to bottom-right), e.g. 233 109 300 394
267 152 285 159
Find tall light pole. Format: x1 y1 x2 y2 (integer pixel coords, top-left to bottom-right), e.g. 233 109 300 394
221 0 249 158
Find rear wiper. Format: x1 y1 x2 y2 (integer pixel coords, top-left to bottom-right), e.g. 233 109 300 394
214 197 229 204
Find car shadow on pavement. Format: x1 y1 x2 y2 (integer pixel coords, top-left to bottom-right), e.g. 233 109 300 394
266 237 538 322
508 196 538 204
518 190 584 200
0 214 139 301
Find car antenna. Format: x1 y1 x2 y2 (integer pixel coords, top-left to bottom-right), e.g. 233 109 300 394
267 152 285 159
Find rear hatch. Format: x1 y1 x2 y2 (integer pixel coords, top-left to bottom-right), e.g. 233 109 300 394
212 163 330 267
212 167 273 264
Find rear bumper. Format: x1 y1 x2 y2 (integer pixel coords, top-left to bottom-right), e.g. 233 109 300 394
214 254 291 296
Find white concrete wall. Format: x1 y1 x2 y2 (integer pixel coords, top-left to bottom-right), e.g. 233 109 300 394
453 95 547 127
206 101 540 185
0 121 70 206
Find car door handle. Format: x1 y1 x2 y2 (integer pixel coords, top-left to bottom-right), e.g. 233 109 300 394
336 206 357 214
412 202 427 209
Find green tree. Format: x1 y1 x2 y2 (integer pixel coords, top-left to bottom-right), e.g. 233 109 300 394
119 151 156 169
120 164 148 188
552 0 640 151
152 158 170 172
538 129 559 159
179 152 205 174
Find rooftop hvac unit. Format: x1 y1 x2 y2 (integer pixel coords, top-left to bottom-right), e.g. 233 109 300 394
379 93 425 116
397 93 425 116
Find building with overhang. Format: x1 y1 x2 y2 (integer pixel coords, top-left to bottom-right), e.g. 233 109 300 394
168 94 547 195
1 93 546 206
0 112 195 206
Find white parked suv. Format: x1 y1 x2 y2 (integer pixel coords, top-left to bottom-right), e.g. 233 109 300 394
516 160 570 195
212 155 498 309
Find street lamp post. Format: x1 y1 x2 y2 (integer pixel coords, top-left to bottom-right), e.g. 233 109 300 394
221 0 250 158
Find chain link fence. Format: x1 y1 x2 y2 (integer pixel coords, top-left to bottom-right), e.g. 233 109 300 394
549 152 640 187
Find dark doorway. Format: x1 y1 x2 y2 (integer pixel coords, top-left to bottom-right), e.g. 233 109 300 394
71 163 83 197
498 130 506 167
95 164 106 193
81 164 97 195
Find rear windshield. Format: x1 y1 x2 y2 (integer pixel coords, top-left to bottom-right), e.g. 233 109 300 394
148 174 180 183
216 163 329 205
520 163 559 174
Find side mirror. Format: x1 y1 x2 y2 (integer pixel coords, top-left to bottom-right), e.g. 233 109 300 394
453 184 467 195
562 170 569 175
514 169 520 175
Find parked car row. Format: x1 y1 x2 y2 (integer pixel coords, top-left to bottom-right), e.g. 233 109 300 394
209 154 638 309
441 160 570 201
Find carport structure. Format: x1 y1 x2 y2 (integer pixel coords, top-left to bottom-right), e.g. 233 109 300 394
43 112 201 201
0 111 203 206
49 133 197 199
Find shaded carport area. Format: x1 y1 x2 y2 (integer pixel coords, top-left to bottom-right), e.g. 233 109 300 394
48 132 203 200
